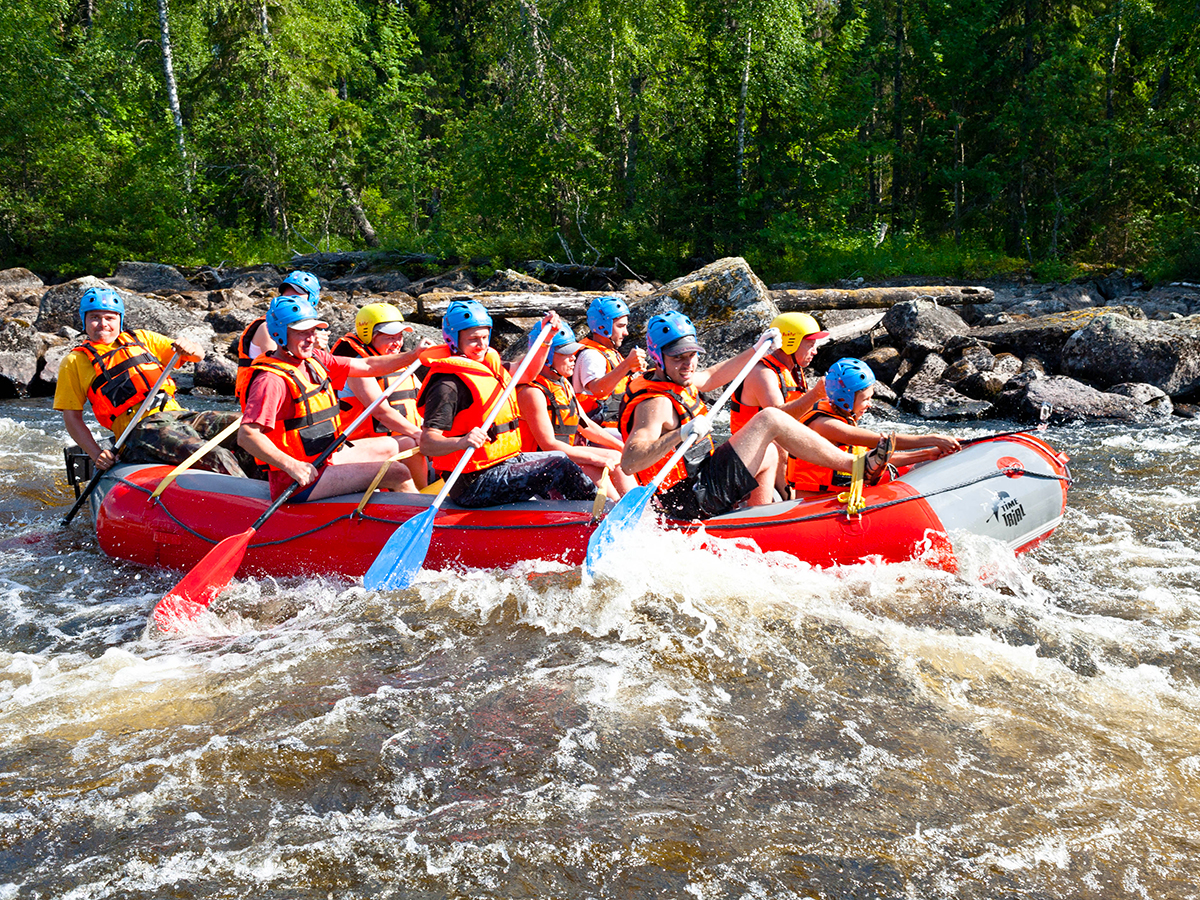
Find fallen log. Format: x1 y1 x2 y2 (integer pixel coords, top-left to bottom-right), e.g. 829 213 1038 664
771 285 993 311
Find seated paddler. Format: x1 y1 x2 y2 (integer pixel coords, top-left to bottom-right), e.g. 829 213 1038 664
516 320 637 498
728 312 829 500
333 303 436 490
572 295 646 431
416 299 597 509
790 358 961 493
56 287 249 477
618 312 895 521
237 295 419 502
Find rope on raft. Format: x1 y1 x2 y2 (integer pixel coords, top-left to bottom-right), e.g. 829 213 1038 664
106 464 1072 548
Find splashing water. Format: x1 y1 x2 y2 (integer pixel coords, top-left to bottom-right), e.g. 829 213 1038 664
2 399 1200 898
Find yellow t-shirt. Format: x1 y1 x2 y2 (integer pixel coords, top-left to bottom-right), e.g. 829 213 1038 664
54 329 185 436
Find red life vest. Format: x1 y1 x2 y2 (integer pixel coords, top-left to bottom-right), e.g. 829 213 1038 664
246 354 342 469
234 316 267 406
75 332 176 430
728 354 808 434
789 399 856 492
618 372 715 491
519 372 581 450
576 335 630 427
417 346 523 476
331 333 422 441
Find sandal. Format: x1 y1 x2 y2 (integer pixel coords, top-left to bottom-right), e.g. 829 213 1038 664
864 433 895 486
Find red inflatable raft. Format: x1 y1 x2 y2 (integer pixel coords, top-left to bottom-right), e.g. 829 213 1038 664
86 433 1070 578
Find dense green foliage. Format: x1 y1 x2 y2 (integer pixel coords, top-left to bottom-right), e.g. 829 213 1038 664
1 0 1196 281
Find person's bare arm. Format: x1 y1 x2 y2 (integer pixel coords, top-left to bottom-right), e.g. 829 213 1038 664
518 387 619 467
620 396 682 476
579 347 645 399
346 376 421 438
62 409 113 469
419 425 486 459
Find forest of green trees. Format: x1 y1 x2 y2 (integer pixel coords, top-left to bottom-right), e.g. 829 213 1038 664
1 0 1197 283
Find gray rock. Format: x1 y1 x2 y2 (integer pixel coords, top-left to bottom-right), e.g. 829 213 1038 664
0 319 38 397
0 267 44 291
881 299 970 348
901 369 994 419
326 272 415 295
107 261 194 294
207 288 258 311
1007 283 1103 317
994 353 1023 377
1005 375 1165 424
862 347 902 385
973 306 1143 373
1061 313 1200 397
1107 382 1173 420
629 257 777 365
477 269 559 293
956 370 1009 401
31 341 74 396
193 356 238 395
206 307 260 333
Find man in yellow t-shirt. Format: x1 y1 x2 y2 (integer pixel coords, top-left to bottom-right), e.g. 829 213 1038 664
55 287 250 476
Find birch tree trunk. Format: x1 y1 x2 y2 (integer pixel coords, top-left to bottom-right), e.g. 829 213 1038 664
157 0 191 194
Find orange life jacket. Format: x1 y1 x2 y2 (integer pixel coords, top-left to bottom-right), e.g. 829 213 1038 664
789 399 856 492
618 372 715 491
75 332 176 430
417 346 523 476
577 335 630 427
728 354 808 434
246 354 342 469
332 333 422 441
234 316 267 406
519 372 580 450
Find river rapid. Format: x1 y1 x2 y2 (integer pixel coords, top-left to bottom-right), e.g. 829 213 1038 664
1 396 1199 899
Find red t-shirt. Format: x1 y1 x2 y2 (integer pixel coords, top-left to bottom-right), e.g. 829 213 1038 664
242 349 353 497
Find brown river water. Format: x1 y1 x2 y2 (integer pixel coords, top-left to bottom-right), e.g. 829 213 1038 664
1 396 1199 899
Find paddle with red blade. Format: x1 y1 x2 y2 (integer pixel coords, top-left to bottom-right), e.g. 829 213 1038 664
151 357 425 632
362 321 556 592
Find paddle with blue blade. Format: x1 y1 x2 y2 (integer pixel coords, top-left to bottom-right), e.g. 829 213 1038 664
62 350 182 526
151 356 425 633
363 320 557 592
583 331 780 576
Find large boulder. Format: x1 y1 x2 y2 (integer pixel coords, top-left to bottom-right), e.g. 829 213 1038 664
973 306 1143 373
1061 313 1200 397
1007 282 1104 317
1002 375 1166 424
0 267 44 292
629 257 777 364
193 355 238 395
897 352 994 419
107 261 195 294
880 299 970 349
1107 383 1173 420
31 341 75 396
0 319 39 397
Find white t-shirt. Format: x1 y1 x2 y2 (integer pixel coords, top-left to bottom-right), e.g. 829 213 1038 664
573 347 610 396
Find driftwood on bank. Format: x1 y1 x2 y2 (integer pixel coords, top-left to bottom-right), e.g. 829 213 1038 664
771 285 993 311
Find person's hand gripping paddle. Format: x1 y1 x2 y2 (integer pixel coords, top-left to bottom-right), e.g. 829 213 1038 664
362 322 556 592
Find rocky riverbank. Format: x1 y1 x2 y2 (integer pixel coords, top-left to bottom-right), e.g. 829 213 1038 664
2 254 1199 423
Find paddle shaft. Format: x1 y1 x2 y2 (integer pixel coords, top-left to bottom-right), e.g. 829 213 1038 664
645 338 776 493
426 322 557 511
62 350 182 525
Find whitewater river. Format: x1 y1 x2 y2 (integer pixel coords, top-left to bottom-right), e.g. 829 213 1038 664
2 395 1199 899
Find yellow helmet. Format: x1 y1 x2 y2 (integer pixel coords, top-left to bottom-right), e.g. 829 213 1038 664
771 312 828 355
356 302 411 344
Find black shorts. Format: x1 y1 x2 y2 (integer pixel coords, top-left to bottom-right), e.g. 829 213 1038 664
656 441 758 521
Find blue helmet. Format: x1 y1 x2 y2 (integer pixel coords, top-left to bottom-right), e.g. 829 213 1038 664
442 299 493 353
280 270 321 303
79 287 125 331
646 311 698 368
266 295 325 346
528 320 584 355
825 358 876 413
586 295 630 340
